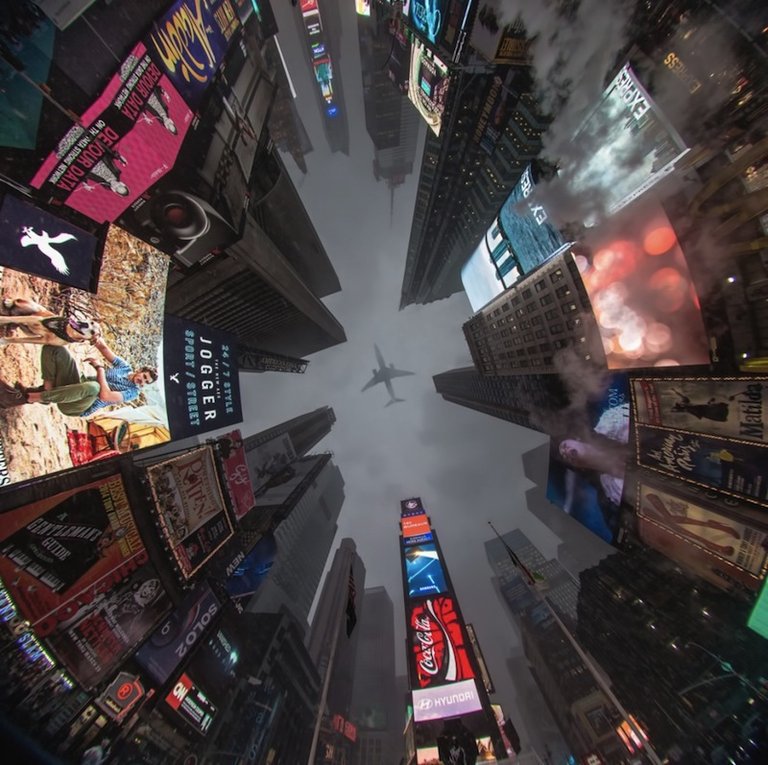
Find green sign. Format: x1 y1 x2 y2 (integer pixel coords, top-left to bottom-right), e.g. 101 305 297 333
747 578 768 639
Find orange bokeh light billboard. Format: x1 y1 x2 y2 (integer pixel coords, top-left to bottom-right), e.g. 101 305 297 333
401 513 431 540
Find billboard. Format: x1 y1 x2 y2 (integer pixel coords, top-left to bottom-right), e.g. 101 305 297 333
247 433 297 495
225 533 277 601
409 597 475 689
412 678 483 722
404 543 448 599
0 476 170 688
631 377 767 443
636 427 768 507
401 497 425 515
254 454 324 508
31 42 193 224
409 0 448 46
401 514 431 541
146 447 235 579
218 430 255 520
636 483 768 593
355 0 371 15
577 202 710 369
408 38 450 136
0 194 102 291
469 3 529 64
162 315 242 440
165 672 217 735
547 374 630 543
0 225 170 488
135 584 220 685
748 579 768 640
567 63 688 218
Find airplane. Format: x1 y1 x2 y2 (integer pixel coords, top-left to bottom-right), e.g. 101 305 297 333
361 344 414 407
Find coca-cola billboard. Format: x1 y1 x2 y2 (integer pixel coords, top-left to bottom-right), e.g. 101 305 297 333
409 597 475 689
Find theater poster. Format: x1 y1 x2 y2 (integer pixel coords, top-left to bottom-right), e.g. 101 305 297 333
632 377 768 443
0 476 170 688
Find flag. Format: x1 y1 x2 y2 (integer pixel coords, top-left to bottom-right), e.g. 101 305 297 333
345 565 357 637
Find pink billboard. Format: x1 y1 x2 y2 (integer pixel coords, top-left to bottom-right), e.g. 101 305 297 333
31 42 192 224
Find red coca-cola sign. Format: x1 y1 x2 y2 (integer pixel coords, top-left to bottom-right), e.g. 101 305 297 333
410 597 474 688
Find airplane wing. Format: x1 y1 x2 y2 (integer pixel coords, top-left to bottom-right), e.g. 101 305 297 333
388 367 415 379
361 372 382 392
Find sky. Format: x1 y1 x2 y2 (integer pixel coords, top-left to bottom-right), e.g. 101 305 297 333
202 2 615 754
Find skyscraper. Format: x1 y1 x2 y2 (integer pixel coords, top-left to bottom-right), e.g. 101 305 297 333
243 406 336 458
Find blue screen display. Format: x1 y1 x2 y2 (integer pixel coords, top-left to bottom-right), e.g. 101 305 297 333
404 543 448 598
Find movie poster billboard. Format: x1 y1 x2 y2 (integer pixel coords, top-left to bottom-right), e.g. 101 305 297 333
577 202 710 369
247 433 297 495
0 476 170 688
636 483 768 592
135 584 220 685
547 374 630 543
30 42 193 224
408 38 450 136
409 597 475 689
162 315 242 441
0 194 103 291
636 427 768 507
631 377 768 443
0 225 170 489
146 447 235 579
217 430 255 520
404 543 449 599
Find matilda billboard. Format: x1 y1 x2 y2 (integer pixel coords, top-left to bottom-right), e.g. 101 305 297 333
217 430 255 520
0 475 171 688
409 597 475 689
408 38 450 137
146 447 235 580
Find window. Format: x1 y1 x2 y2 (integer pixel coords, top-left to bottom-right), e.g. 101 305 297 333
554 338 569 349
562 302 578 314
520 319 531 329
555 285 572 299
535 329 547 339
540 293 554 306
515 308 525 318
550 268 564 283
540 342 552 352
531 315 543 326
522 288 532 299
534 279 547 292
513 336 523 346
523 332 533 342
544 308 559 321
567 317 582 330
526 302 537 313
550 323 564 334
502 303 510 312
511 295 521 306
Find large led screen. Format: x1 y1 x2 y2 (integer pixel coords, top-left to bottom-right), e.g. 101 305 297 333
412 678 483 723
146 447 235 580
0 194 102 291
408 38 450 136
0 476 171 688
636 483 768 593
401 513 431 541
547 374 630 543
631 377 767 444
162 315 242 441
577 202 709 369
567 63 688 218
636 427 768 508
225 533 276 601
409 597 475 689
748 579 768 640
165 672 217 735
0 225 170 488
31 42 193 224
404 543 448 599
410 0 448 45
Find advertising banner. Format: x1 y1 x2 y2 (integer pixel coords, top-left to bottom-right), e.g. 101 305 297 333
0 194 102 291
404 543 448 599
254 454 324 508
578 202 709 369
147 0 240 109
636 427 768 507
0 225 170 488
135 584 220 685
469 3 529 64
412 678 483 722
547 374 630 543
225 533 276 601
218 430 255 520
748 579 768 640
408 38 450 136
96 672 144 722
401 497 425 515
631 377 768 443
410 0 448 46
405 532 434 546
165 672 217 735
146 447 235 579
636 483 768 592
31 42 193 224
247 433 297 495
409 597 475 689
401 514 431 540
162 315 242 441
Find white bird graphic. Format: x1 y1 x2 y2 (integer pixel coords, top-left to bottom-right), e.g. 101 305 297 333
19 226 76 275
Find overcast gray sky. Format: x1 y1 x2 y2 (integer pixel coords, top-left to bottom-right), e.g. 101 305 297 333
204 3 612 754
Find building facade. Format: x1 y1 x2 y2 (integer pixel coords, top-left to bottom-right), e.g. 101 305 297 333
243 406 336 458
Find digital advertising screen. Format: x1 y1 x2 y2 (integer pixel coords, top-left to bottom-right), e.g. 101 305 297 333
401 513 431 541
412 678 483 722
0 225 170 489
410 0 447 46
576 202 710 369
254 454 324 507
355 0 371 15
146 447 235 579
408 38 450 136
0 476 170 688
247 433 297 495
404 543 448 599
135 584 220 685
165 672 217 735
636 483 768 593
218 430 255 520
631 377 767 444
225 533 277 601
748 579 768 640
547 374 630 544
409 597 475 689
401 497 425 515
469 2 529 65
566 63 688 218
0 194 102 291
162 315 242 441
31 42 193 224
636 427 768 508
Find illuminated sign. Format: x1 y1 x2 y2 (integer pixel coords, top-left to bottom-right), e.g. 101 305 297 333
410 0 447 45
407 38 450 136
748 577 768 640
404 543 448 598
412 678 482 722
96 671 144 721
409 597 475 688
401 514 431 540
355 0 371 15
401 497 425 515
218 430 255 520
146 447 236 579
165 672 217 735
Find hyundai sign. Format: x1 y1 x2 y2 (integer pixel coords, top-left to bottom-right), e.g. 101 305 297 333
412 678 483 722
